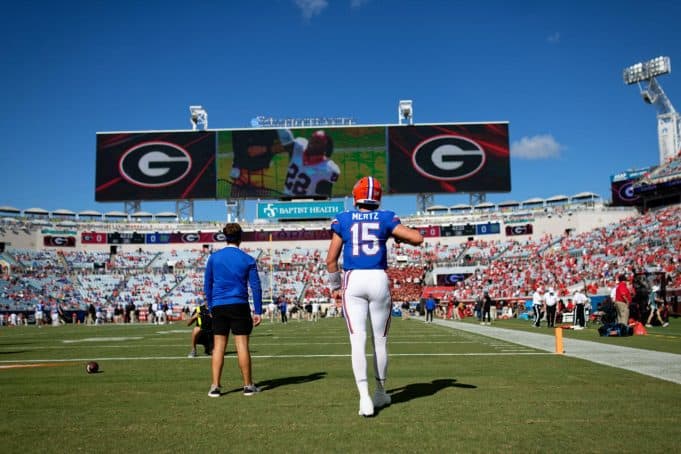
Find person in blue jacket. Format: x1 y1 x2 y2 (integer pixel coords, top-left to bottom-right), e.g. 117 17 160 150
204 223 263 397
425 296 437 323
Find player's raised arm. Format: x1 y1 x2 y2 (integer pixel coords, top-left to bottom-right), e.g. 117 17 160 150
246 129 297 157
392 224 424 246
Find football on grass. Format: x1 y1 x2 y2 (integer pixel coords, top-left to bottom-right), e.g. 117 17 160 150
86 361 99 374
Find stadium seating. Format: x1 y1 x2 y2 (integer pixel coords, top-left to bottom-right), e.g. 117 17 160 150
1 203 679 322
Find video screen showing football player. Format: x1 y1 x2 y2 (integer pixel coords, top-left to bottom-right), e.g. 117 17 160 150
229 129 289 198
230 129 340 199
283 130 339 198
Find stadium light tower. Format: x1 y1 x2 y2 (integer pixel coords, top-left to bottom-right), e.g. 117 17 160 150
178 105 208 221
623 56 681 164
189 105 208 131
399 99 434 211
398 100 414 125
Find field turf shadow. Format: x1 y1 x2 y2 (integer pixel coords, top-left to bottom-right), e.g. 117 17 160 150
223 371 327 395
386 378 476 406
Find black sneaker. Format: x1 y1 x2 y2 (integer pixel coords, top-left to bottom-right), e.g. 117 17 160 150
243 384 260 396
208 385 221 397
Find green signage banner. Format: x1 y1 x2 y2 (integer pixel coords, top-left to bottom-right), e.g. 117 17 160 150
41 229 78 235
256 200 345 220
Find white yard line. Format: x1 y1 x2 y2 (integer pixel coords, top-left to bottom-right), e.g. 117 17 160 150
0 351 552 365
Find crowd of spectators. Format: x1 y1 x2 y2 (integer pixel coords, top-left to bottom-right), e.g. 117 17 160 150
1 204 679 325
640 151 681 184
388 205 681 301
387 264 425 303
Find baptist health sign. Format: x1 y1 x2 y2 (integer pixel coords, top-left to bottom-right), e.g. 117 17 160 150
257 201 345 220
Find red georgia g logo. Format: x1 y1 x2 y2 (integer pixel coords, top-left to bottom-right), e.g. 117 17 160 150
119 142 192 188
412 135 486 181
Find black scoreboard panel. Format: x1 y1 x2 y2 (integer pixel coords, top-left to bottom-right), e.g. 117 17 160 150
107 232 146 244
440 224 476 237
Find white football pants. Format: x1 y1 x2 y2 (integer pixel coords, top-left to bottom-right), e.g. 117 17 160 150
342 269 392 396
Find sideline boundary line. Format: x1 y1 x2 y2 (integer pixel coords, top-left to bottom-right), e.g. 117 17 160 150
429 318 681 385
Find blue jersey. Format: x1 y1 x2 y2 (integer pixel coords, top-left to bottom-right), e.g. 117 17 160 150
330 209 401 270
204 245 263 315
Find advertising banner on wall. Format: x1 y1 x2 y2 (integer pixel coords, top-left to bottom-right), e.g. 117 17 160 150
242 229 332 242
256 200 345 220
81 232 107 244
436 273 469 286
505 224 533 236
416 226 441 238
43 236 76 247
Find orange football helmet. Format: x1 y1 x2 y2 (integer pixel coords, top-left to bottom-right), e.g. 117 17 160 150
352 176 382 207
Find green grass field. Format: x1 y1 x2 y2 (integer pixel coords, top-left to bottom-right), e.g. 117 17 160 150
1 318 679 453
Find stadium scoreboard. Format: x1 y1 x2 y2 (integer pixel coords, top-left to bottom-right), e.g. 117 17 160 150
96 122 510 202
610 167 652 207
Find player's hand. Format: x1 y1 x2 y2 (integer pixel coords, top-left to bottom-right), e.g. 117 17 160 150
253 314 262 327
332 289 343 305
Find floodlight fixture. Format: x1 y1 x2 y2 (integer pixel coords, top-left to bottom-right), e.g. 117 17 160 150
641 90 656 104
398 100 413 125
623 56 680 165
623 56 671 85
189 105 208 130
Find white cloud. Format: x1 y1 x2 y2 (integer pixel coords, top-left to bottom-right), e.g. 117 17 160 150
295 0 329 19
511 134 564 159
547 32 560 44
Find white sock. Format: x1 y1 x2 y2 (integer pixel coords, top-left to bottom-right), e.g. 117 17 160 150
357 379 370 397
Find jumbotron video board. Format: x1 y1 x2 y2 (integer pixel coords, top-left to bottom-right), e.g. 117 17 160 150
95 122 510 201
610 167 652 207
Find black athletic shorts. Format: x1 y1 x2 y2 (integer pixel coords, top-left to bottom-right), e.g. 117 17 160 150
211 304 253 336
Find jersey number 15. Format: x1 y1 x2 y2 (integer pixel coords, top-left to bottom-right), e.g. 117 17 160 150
350 222 380 256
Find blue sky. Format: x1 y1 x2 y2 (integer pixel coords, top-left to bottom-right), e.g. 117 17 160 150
1 0 680 221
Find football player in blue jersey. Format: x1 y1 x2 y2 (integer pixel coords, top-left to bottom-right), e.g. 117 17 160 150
326 176 424 417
